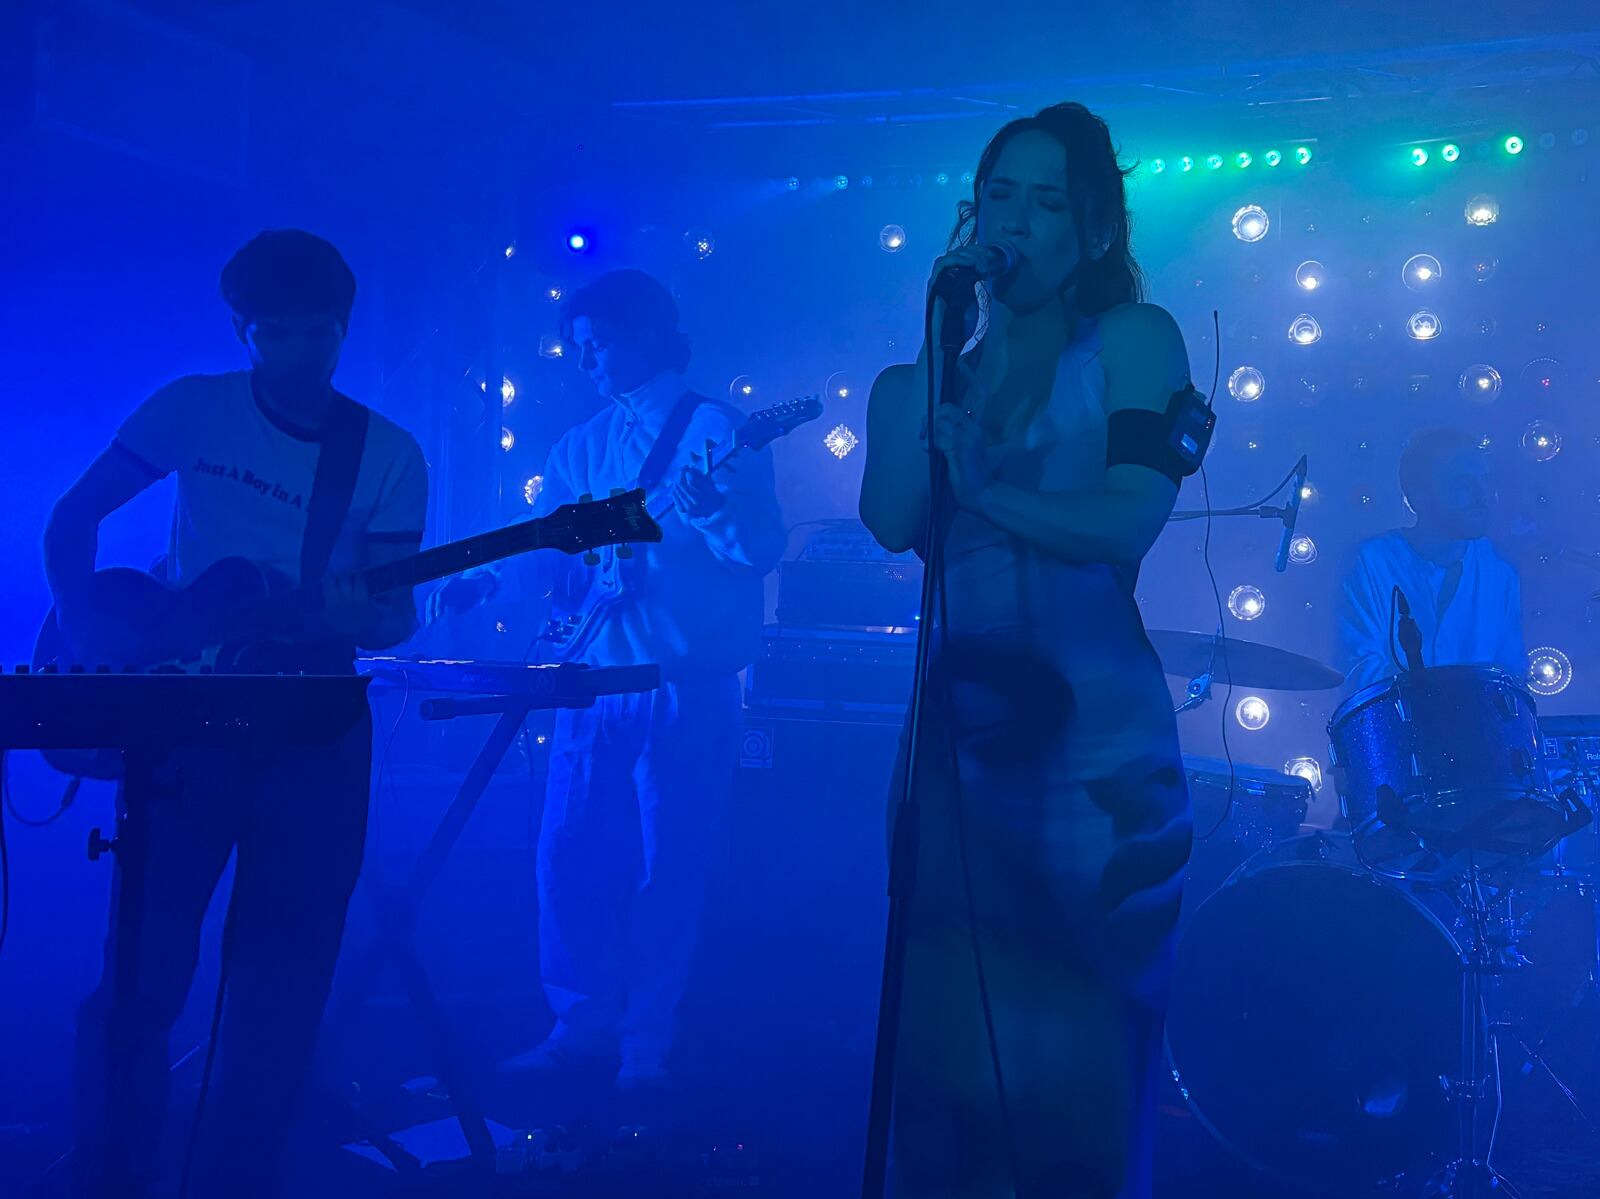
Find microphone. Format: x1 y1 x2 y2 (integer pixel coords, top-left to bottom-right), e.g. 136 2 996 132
1274 455 1308 573
1394 586 1426 673
931 241 1021 297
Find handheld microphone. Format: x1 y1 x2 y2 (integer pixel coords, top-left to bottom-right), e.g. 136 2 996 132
931 241 1021 297
1394 586 1427 673
1274 455 1308 573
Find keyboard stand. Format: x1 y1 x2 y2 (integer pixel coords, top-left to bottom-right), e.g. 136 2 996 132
323 690 594 1171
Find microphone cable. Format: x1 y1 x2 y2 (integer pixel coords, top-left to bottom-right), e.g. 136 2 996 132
1193 311 1239 843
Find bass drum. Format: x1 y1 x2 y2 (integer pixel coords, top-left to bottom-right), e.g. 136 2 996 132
1165 833 1472 1192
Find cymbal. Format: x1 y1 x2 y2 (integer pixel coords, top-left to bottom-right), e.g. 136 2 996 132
1147 629 1345 692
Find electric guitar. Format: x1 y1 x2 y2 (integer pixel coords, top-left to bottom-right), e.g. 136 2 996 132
33 491 661 777
543 395 824 661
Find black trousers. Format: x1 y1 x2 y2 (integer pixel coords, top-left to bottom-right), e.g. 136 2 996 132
72 717 371 1198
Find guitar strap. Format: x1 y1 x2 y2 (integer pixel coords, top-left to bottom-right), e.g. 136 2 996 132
636 390 706 494
301 394 371 585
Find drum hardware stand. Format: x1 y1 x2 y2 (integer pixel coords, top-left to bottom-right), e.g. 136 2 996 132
1172 627 1224 716
1423 868 1522 1199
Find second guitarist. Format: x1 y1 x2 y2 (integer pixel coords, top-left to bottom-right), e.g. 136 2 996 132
430 269 786 1092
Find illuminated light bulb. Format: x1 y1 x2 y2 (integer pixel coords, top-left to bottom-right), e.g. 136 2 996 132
1521 421 1563 463
1465 195 1499 226
1288 314 1323 346
539 335 565 359
1289 536 1318 565
1231 205 1269 243
1411 147 1429 167
1228 585 1267 621
1151 158 1167 174
500 376 516 406
1441 143 1461 162
1236 696 1271 731
1227 366 1265 402
1527 647 1573 696
824 424 860 460
785 176 800 191
1285 756 1324 792
1406 309 1443 341
834 175 849 190
1264 149 1283 166
825 371 855 403
500 427 515 452
1504 135 1525 155
879 224 907 252
1236 151 1253 168
1402 254 1442 290
1300 481 1317 503
1206 154 1224 171
1179 156 1195 173
523 474 544 506
684 229 715 259
566 232 589 253
546 284 564 302
504 243 517 259
729 375 756 401
1295 260 1326 291
1459 365 1502 403
1294 145 1314 165
936 172 950 185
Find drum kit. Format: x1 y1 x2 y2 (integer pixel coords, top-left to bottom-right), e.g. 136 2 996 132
1149 630 1600 1198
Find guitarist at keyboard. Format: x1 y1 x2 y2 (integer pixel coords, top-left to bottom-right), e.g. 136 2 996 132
428 270 804 1094
42 231 428 1199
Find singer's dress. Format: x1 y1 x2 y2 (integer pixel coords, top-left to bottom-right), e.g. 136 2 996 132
889 317 1192 1199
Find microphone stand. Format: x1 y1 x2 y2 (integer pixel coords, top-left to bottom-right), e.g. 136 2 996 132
1168 497 1296 524
860 288 969 1199
1168 455 1305 528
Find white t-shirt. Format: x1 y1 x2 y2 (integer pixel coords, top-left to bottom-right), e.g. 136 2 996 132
115 371 428 586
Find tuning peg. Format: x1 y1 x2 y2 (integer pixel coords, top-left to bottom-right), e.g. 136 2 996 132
583 551 600 566
616 545 633 559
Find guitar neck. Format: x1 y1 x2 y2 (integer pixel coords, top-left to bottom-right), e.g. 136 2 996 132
361 521 551 597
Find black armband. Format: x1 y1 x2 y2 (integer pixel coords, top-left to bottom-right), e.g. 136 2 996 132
1105 383 1216 484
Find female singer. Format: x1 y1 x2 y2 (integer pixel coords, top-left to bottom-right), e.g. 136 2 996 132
860 102 1194 1198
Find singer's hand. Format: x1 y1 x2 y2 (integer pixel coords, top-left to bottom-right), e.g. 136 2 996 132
927 245 1010 307
931 405 992 510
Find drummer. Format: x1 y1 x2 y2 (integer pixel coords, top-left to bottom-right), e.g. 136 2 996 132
1334 426 1525 695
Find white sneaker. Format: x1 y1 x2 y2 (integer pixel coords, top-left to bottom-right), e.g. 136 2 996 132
498 1025 611 1077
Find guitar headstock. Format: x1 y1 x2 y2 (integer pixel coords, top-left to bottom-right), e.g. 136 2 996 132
537 490 664 556
736 395 826 451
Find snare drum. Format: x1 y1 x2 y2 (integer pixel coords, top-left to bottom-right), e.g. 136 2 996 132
1328 666 1564 877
